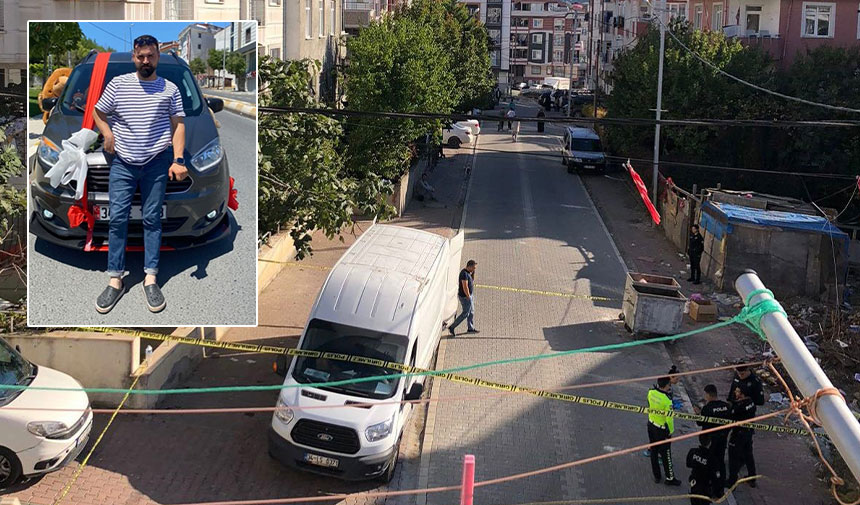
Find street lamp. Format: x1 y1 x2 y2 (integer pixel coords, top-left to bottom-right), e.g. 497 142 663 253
129 23 134 52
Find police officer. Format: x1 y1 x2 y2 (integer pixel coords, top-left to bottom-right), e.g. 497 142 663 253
727 365 765 406
727 385 758 489
647 377 682 486
686 434 714 505
695 384 732 497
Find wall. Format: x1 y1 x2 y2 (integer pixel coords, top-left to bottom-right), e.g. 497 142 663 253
780 0 859 63
658 184 697 254
129 327 212 409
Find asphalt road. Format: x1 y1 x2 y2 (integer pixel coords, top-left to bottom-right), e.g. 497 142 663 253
27 108 257 326
202 88 257 104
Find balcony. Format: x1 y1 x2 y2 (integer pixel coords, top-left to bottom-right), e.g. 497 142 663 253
722 25 785 59
344 0 378 28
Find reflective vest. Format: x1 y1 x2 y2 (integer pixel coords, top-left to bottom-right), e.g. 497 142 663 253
648 387 674 434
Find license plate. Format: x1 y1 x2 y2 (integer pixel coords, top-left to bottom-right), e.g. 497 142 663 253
304 453 339 468
584 165 595 169
97 205 166 221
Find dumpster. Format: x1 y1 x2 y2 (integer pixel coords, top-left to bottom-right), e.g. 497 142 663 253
620 272 686 336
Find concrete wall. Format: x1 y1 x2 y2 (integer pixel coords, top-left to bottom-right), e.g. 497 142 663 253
6 332 140 407
658 185 696 254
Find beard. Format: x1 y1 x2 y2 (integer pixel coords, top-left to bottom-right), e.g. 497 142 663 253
138 65 155 78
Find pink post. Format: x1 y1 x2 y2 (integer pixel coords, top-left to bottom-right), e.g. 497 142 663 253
460 454 476 505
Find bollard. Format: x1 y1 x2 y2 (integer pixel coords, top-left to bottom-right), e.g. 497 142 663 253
460 454 476 505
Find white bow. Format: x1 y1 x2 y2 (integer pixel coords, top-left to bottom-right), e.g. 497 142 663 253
45 128 99 201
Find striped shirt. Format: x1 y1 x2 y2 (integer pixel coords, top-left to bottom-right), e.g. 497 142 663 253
95 73 185 164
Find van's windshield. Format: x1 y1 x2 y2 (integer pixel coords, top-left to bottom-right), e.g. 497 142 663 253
292 319 409 400
60 60 204 116
0 339 35 406
570 138 602 152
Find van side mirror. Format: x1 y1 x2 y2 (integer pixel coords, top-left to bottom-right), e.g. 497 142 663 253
42 97 58 111
273 354 288 377
404 383 424 401
206 97 224 113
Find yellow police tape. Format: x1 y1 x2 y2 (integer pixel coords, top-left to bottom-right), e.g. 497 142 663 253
76 327 811 437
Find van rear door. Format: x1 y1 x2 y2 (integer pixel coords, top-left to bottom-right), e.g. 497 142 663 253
445 230 465 321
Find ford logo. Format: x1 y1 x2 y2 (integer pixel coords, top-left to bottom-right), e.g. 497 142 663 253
317 433 334 442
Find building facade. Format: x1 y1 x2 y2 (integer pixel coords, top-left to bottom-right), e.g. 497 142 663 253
178 23 221 64
214 21 258 91
462 0 512 92
283 0 344 100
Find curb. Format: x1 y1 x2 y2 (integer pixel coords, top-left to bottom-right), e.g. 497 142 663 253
205 94 256 119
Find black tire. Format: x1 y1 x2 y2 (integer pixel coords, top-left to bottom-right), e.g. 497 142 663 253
447 137 461 149
377 442 400 484
0 447 22 490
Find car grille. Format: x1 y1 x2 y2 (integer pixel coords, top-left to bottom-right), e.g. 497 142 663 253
93 217 187 235
70 164 193 203
291 419 361 455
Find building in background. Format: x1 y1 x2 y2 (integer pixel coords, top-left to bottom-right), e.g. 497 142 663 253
178 23 221 64
214 22 258 92
460 0 512 92
160 40 182 53
156 0 242 19
283 0 344 101
343 0 408 35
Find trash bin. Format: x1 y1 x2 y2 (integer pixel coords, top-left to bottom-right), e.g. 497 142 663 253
620 272 686 336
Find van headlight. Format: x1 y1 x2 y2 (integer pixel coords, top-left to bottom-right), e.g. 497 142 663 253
190 138 223 173
27 421 70 438
572 157 583 163
38 139 60 167
275 397 294 424
365 415 394 443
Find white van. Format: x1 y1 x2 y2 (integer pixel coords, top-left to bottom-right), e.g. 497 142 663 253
542 77 570 90
268 224 463 482
0 338 92 488
561 126 607 173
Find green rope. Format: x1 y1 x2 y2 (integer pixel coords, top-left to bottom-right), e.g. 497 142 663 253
0 292 788 395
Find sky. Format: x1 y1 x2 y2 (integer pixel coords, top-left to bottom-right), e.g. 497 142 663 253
79 22 230 53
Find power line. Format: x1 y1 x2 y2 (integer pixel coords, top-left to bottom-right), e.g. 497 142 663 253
605 155 858 180
259 105 860 128
88 22 131 46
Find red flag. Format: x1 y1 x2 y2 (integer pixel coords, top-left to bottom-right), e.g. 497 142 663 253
626 161 661 225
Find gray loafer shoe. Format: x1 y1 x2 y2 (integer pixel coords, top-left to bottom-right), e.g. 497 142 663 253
143 283 166 313
96 282 125 314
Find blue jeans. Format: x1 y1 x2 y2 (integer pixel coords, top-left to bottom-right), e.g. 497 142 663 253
450 295 475 331
106 150 170 277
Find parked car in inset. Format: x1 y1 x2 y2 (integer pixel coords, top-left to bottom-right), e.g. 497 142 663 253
561 126 607 173
441 123 474 148
0 337 93 489
455 119 480 136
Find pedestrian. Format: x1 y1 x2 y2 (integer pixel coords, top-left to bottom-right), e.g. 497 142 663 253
647 376 682 486
686 434 714 505
726 385 758 489
418 173 436 201
695 384 732 497
687 224 704 284
511 117 520 142
506 108 516 131
727 365 765 407
536 109 545 133
449 260 479 336
92 34 187 314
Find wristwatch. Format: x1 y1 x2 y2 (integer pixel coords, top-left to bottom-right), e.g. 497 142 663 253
174 157 185 166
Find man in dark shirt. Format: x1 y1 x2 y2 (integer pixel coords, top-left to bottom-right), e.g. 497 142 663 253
687 224 704 284
727 385 758 489
727 365 765 406
449 260 479 336
695 384 732 497
686 434 714 505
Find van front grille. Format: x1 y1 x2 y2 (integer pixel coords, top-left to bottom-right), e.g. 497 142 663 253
291 419 361 455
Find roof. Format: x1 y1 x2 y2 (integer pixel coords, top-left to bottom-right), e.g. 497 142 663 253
564 126 599 139
313 225 448 336
701 201 850 243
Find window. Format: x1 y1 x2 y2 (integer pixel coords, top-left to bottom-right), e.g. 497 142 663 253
531 33 543 44
331 0 335 35
0 0 4 32
531 49 543 59
490 48 501 66
857 3 860 38
554 33 564 46
546 66 553 75
197 44 201 49
306 0 312 38
553 49 564 62
513 17 529 27
533 18 543 28
745 5 762 32
531 65 542 75
198 33 201 38
802 2 835 37
554 18 565 28
319 0 325 36
555 66 565 75
713 3 723 30
487 7 502 23
694 4 703 28
467 5 480 18
668 3 687 20
269 0 281 4
246 26 252 42
515 2 532 10
488 28 502 45
270 47 280 59
513 48 528 58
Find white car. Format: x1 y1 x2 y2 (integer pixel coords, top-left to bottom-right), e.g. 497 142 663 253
455 120 480 136
0 338 92 489
442 123 474 148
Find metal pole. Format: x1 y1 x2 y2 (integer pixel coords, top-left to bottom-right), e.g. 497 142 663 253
735 270 860 483
652 0 665 206
592 0 600 117
568 18 574 118
222 45 227 90
459 455 476 505
588 0 595 99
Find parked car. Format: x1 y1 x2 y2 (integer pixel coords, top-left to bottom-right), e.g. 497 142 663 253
441 123 474 148
269 224 463 482
455 119 480 136
561 126 607 173
514 82 530 91
30 50 232 250
0 338 93 489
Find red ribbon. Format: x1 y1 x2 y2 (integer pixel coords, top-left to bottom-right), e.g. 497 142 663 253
67 52 111 251
626 161 661 225
228 176 239 211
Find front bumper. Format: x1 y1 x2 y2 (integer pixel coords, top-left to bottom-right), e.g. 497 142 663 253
267 427 394 481
19 419 92 477
567 159 606 171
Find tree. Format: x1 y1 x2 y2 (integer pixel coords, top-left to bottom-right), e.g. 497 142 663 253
207 49 225 74
190 57 207 76
29 23 84 78
226 52 247 90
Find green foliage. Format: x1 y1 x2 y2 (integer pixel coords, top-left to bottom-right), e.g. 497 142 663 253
226 52 247 77
29 23 83 68
190 57 207 76
258 57 368 259
0 131 27 272
207 49 225 72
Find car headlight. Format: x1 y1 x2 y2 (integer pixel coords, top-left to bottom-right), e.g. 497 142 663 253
38 138 60 167
572 157 583 163
190 138 223 173
365 415 394 443
27 421 70 438
275 397 295 424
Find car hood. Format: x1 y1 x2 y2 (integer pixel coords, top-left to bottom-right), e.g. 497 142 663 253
280 382 396 429
3 366 90 426
42 108 218 162
571 150 605 160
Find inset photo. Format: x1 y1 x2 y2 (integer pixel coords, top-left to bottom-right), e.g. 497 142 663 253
26 21 258 326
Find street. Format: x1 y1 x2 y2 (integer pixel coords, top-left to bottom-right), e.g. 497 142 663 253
26 108 257 326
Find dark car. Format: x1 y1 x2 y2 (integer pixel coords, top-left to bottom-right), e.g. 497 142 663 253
30 51 231 250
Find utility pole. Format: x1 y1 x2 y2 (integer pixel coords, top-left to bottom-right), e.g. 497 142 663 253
587 0 595 101
592 0 601 119
222 45 227 89
735 271 860 483
651 0 666 206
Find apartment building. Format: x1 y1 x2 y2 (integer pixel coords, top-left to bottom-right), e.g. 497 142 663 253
214 22 258 91
178 23 221 63
343 0 408 35
283 0 344 100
